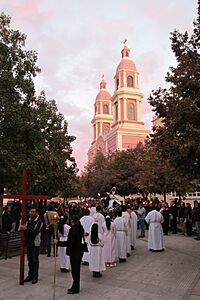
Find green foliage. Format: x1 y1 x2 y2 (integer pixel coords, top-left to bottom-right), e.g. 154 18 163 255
0 13 77 197
149 1 200 181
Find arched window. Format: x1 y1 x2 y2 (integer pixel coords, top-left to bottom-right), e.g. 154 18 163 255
116 78 119 89
103 104 109 114
116 104 118 120
128 103 135 120
103 124 109 135
127 75 134 87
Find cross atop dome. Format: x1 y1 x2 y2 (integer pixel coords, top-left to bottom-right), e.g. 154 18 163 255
122 39 130 58
100 74 107 89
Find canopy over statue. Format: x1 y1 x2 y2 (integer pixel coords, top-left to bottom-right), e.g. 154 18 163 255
105 187 123 208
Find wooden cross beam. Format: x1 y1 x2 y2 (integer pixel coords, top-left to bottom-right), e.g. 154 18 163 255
0 170 50 285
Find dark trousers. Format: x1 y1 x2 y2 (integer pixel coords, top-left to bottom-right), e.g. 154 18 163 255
46 229 54 256
70 254 82 292
27 246 40 279
171 217 177 233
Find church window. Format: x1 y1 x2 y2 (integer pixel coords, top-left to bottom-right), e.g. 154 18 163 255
116 78 119 89
128 103 135 120
103 124 109 135
103 104 109 114
127 76 134 87
116 104 118 120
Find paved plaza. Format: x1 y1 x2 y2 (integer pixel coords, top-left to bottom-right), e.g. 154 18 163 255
0 232 200 300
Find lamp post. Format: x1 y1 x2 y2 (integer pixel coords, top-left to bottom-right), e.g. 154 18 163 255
52 213 59 300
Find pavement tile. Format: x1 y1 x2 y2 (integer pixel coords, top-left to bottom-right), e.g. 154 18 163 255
1 231 200 300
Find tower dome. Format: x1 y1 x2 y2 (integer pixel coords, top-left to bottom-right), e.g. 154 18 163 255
114 40 138 90
96 76 111 100
115 42 137 74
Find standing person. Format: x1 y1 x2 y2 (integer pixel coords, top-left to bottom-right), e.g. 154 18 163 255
89 223 106 277
183 203 192 236
102 216 117 267
44 204 60 257
122 205 131 256
178 202 185 235
80 209 94 265
20 207 43 284
114 210 128 262
66 215 84 295
169 200 178 234
145 201 164 252
193 201 200 240
58 216 70 273
93 205 105 234
160 203 170 235
130 208 138 250
137 202 146 238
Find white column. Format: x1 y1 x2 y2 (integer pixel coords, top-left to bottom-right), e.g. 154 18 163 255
137 100 141 121
118 99 121 121
100 102 103 114
100 122 103 134
96 123 98 139
124 98 127 120
117 133 123 150
123 71 126 87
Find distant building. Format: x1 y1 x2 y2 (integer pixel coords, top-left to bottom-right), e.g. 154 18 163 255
88 41 149 162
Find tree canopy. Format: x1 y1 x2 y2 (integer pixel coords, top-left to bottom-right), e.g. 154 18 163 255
149 1 200 182
0 13 77 197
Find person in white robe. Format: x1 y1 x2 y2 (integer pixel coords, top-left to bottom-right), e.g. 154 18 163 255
145 202 165 251
114 210 128 262
80 209 94 264
93 206 105 234
89 223 106 277
57 216 70 272
122 205 131 256
102 216 117 267
130 209 138 250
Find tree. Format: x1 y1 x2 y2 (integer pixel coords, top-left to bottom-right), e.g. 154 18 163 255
81 150 111 197
149 1 200 182
0 13 77 199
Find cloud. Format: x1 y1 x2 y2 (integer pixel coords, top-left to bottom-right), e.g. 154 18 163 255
0 0 197 172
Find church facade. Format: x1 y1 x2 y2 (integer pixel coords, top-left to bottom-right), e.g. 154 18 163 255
88 42 149 162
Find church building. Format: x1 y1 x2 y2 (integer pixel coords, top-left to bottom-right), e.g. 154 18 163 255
88 41 149 162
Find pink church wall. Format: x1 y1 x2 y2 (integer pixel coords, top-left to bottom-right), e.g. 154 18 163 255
88 150 94 162
98 102 101 114
122 135 145 149
120 71 124 87
107 136 116 152
120 98 124 120
97 122 100 135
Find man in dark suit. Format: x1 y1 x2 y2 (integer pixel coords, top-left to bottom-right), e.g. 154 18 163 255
20 206 43 284
66 215 84 294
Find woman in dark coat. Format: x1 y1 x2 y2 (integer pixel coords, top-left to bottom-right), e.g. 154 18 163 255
66 215 84 294
183 203 193 236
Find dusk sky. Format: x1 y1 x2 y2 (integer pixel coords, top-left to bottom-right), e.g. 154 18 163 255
1 0 197 172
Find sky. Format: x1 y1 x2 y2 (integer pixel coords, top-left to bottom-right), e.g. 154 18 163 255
1 0 198 172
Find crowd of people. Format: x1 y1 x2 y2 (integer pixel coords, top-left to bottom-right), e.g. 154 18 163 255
1 196 200 294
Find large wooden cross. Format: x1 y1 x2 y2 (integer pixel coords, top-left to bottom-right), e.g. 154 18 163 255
0 170 49 285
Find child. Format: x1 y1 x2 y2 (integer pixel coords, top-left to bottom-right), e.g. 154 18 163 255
58 215 70 272
89 223 106 277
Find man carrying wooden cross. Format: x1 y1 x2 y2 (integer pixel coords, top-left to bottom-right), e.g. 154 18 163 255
19 206 43 284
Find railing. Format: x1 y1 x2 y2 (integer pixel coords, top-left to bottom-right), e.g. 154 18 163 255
0 232 21 259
